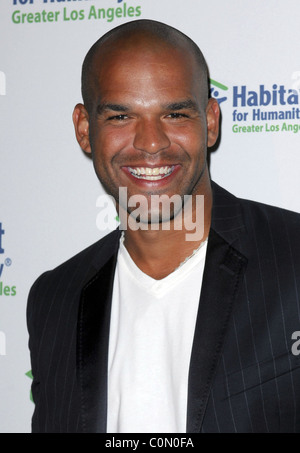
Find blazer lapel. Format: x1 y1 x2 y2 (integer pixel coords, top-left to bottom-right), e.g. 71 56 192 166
77 247 118 433
187 183 248 433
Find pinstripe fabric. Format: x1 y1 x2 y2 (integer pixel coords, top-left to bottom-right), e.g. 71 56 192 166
27 182 300 433
27 230 120 432
201 184 300 433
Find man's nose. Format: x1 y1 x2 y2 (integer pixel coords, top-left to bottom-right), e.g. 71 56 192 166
133 118 171 154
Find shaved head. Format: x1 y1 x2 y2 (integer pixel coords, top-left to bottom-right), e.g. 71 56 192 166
81 19 209 113
73 18 220 234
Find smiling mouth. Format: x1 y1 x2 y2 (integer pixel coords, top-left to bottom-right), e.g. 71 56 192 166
127 165 175 181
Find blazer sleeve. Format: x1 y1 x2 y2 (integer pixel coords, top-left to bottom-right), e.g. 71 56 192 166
26 271 50 433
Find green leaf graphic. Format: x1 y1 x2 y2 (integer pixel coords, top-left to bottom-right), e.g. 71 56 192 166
26 370 34 403
210 78 228 91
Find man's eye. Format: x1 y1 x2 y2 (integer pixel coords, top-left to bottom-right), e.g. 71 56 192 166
107 114 128 121
168 112 188 119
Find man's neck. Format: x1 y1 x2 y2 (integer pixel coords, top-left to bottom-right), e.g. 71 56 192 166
119 183 212 280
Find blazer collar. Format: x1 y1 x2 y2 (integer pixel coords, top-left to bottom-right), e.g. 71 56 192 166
187 181 248 432
77 229 120 432
77 252 118 433
210 180 247 245
186 228 247 432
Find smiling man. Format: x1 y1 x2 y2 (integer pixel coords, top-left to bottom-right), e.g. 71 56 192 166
27 20 300 433
73 21 219 279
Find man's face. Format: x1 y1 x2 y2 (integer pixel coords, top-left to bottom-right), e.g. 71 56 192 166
75 40 219 222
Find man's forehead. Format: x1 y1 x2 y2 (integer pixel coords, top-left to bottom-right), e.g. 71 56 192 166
90 37 200 87
90 46 201 102
82 24 209 111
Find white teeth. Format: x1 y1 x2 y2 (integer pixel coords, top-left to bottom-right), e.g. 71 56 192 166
128 166 174 180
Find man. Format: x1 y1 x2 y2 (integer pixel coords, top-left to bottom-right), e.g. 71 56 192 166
27 19 300 433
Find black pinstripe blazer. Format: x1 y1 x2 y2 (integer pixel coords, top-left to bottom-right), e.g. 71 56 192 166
27 182 300 433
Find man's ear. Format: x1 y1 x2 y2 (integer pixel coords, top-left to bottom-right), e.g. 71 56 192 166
206 98 220 147
72 103 91 154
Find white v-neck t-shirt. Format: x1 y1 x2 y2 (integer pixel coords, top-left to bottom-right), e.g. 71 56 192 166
107 236 207 433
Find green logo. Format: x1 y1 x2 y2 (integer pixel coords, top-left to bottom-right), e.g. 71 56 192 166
26 370 33 403
210 78 228 104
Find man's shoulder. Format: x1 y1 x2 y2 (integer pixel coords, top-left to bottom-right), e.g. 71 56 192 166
211 181 300 254
29 229 121 297
212 180 300 224
237 188 300 229
47 228 120 274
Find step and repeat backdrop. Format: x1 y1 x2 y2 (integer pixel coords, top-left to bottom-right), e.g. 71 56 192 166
0 0 300 432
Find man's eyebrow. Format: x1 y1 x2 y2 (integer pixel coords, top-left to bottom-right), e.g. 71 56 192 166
163 100 200 112
97 103 130 115
96 100 200 115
